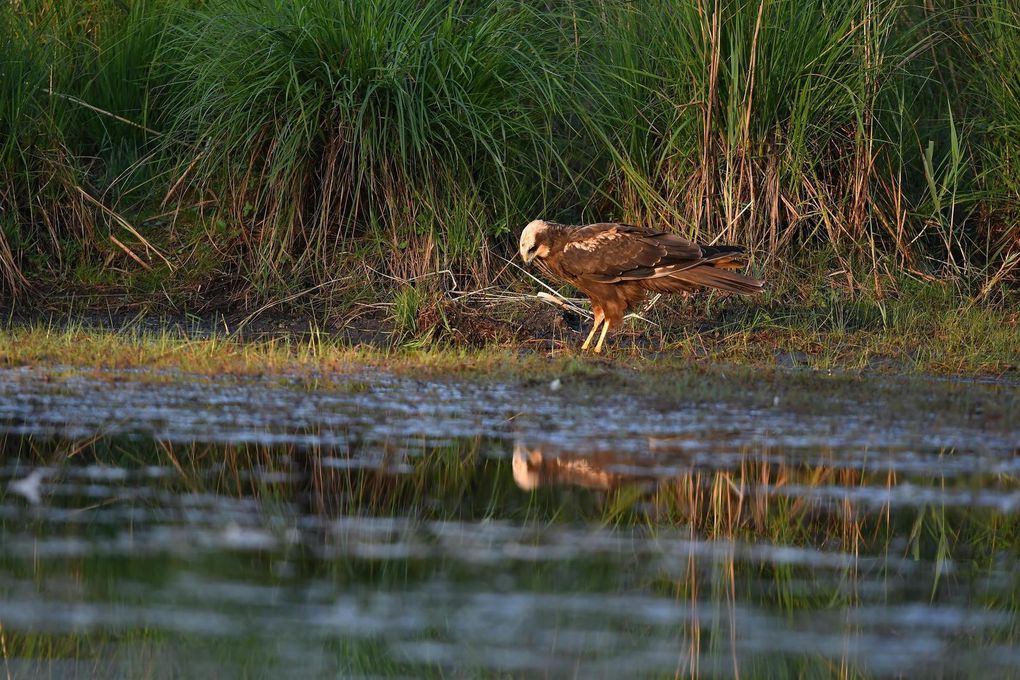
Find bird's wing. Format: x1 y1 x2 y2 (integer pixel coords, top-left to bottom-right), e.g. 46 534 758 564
559 223 704 283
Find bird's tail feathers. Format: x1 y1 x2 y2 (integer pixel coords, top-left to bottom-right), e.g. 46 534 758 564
670 265 764 295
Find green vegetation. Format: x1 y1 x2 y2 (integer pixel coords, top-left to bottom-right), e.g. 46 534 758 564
2 0 1019 317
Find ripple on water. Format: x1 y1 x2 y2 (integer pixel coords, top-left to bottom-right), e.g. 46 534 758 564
0 367 1018 676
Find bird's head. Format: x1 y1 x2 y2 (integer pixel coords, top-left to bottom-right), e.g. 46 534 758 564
512 442 544 491
519 219 553 265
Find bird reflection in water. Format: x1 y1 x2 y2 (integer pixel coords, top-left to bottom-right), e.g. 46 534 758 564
512 440 670 491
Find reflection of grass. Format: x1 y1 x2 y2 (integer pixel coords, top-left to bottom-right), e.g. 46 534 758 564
6 434 1019 560
1 629 436 679
3 433 1020 677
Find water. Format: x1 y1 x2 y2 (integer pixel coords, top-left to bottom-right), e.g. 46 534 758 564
1 365 1019 678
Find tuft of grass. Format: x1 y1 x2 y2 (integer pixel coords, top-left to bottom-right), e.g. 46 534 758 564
160 0 580 294
391 285 425 342
967 0 1020 298
0 3 89 293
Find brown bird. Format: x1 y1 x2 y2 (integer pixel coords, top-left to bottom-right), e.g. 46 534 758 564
519 220 764 352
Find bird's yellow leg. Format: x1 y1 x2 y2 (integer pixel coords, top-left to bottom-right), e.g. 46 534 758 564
580 320 602 351
580 308 605 351
593 320 611 354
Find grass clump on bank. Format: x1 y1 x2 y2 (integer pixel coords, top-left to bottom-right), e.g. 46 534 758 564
1 0 1020 316
160 0 578 294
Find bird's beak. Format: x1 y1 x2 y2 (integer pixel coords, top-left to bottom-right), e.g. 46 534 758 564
521 252 534 265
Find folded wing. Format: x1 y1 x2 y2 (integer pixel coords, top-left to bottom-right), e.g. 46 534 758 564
559 223 763 295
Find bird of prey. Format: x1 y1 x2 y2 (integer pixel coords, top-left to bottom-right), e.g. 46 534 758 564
519 220 764 352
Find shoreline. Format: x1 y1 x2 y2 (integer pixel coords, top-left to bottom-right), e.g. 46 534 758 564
2 302 1018 385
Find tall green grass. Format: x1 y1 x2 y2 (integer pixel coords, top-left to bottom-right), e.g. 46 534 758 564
160 0 581 293
1 0 1019 302
968 0 1020 296
0 1 177 296
587 0 910 248
1 4 86 292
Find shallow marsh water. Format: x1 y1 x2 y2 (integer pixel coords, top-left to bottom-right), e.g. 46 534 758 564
1 365 1019 678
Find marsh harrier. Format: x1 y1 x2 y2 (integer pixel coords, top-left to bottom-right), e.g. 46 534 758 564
519 220 763 352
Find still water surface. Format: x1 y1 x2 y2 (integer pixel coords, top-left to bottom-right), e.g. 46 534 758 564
1 366 1018 677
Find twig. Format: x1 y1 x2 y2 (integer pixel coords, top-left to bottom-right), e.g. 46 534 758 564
365 267 458 292
162 142 208 208
233 276 350 335
536 291 592 317
109 235 152 271
975 250 1020 303
496 254 580 303
45 88 200 150
628 293 662 327
77 187 174 270
624 311 659 327
46 89 165 137
449 286 499 301
641 293 663 313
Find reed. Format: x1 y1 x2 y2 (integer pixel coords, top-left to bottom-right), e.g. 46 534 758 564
1 0 1019 305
